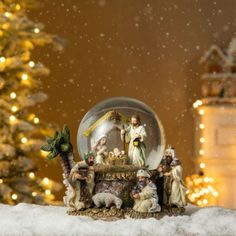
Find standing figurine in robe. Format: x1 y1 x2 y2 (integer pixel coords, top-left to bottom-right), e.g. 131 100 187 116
120 114 147 167
158 146 187 207
65 153 95 211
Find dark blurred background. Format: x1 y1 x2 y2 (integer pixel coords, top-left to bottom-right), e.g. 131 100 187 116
28 0 236 199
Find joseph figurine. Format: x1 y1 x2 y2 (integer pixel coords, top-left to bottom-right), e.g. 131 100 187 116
121 114 147 167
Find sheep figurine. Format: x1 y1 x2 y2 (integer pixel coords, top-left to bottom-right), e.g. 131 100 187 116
92 192 123 209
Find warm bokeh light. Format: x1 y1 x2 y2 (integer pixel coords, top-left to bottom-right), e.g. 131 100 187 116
21 137 28 144
4 12 12 18
34 28 40 34
200 163 206 169
9 115 16 122
0 56 6 63
45 189 51 195
199 110 205 115
199 124 205 129
21 73 28 81
11 106 18 113
200 137 205 143
43 177 49 185
199 149 204 155
10 92 17 99
186 174 218 207
33 117 39 124
193 100 203 109
28 61 35 68
11 194 18 200
15 4 21 11
29 172 35 179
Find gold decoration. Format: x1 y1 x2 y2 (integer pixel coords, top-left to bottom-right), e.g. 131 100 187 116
83 110 130 137
67 206 185 220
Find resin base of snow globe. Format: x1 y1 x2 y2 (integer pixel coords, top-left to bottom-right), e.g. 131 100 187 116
41 97 187 219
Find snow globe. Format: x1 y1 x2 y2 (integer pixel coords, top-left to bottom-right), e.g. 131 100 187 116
41 97 186 219
77 97 166 170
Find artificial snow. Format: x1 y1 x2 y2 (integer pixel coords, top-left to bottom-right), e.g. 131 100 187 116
0 203 235 236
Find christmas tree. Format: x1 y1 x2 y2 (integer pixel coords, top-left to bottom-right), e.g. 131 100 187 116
0 0 62 204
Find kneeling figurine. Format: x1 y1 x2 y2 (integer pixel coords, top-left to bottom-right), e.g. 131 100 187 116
132 169 161 213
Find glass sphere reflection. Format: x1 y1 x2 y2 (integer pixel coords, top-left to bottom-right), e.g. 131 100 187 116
77 97 166 170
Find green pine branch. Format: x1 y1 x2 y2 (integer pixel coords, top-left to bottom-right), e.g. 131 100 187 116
41 124 73 160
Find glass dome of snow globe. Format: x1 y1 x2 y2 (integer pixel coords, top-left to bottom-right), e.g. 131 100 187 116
77 97 166 170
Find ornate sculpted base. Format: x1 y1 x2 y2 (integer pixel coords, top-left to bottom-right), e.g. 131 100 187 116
67 206 185 220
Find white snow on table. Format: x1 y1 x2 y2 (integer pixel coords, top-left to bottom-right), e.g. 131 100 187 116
0 203 235 236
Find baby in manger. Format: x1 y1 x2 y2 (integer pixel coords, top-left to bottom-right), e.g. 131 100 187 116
109 148 125 158
93 134 127 165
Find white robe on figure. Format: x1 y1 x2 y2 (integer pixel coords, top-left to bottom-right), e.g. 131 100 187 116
122 125 147 167
94 145 108 165
169 165 187 207
133 181 161 213
65 161 95 211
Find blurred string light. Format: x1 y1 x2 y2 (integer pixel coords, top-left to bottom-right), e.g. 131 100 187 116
28 172 35 179
200 162 206 169
4 12 12 18
43 177 49 184
199 109 205 115
28 61 35 68
186 163 219 207
199 123 205 129
21 137 27 144
15 4 21 11
45 189 51 195
199 149 205 156
11 105 18 112
186 99 219 206
10 92 16 99
21 73 28 81
34 28 40 34
11 194 18 200
28 113 40 124
33 117 39 124
9 115 16 122
0 56 6 63
193 99 203 109
200 137 205 143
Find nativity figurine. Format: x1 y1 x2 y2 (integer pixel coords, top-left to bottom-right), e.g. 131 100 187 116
64 152 95 211
120 114 147 167
158 146 187 208
93 135 108 165
131 169 161 213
